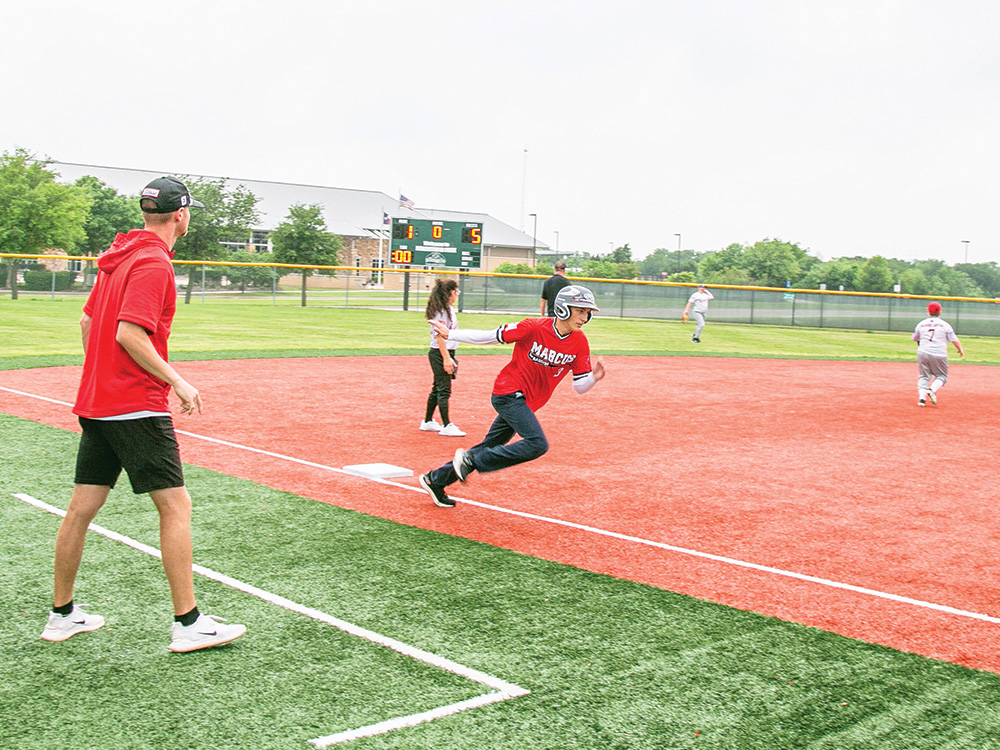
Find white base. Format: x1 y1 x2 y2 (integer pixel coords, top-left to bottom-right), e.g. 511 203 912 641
342 463 413 479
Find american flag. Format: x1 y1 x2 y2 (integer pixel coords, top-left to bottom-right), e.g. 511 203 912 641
399 194 415 210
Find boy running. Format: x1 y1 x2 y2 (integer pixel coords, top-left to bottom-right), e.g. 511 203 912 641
912 301 964 406
419 285 606 507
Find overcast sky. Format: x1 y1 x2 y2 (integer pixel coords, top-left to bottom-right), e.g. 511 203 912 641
3 0 997 264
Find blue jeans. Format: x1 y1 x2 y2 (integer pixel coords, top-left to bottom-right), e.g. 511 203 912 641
427 392 548 488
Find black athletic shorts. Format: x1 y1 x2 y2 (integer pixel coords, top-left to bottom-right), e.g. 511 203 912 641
75 416 185 495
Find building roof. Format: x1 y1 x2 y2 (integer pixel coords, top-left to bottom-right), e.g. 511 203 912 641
49 161 547 249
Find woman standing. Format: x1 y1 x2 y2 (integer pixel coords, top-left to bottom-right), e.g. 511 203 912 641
420 279 466 436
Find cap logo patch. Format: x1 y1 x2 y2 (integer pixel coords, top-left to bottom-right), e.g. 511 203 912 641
141 188 161 198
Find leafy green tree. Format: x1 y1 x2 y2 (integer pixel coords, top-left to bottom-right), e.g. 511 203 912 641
75 176 142 255
897 268 930 296
578 244 639 279
495 262 536 275
223 251 276 292
608 243 632 264
697 243 745 282
534 261 555 276
172 177 262 304
805 257 863 291
742 238 806 288
932 267 983 297
665 270 698 284
701 266 753 286
581 258 639 279
0 149 91 299
271 202 341 306
639 247 699 278
855 255 894 293
75 175 142 289
955 262 1000 297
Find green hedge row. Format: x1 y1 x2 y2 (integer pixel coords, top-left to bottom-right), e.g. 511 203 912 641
21 270 78 291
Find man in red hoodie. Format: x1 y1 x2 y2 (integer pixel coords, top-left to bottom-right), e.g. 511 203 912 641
41 177 246 653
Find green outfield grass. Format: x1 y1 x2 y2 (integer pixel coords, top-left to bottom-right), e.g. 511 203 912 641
4 413 1000 750
2 297 998 369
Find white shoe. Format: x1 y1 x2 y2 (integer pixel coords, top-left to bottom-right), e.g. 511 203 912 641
419 420 443 432
170 614 246 653
41 606 105 642
928 390 937 405
438 423 466 437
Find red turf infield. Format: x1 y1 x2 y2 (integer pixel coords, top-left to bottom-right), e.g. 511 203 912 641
2 355 999 673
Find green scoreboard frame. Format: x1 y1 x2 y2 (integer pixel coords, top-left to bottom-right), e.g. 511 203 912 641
389 218 484 269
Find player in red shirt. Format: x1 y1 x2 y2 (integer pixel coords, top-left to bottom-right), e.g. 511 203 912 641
419 285 606 507
42 177 245 653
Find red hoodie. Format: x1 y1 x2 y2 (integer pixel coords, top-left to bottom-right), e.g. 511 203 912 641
74 230 177 418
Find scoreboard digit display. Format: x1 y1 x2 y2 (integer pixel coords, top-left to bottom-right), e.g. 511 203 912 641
389 218 483 269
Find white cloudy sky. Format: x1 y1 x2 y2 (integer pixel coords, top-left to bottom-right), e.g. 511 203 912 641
3 0 997 264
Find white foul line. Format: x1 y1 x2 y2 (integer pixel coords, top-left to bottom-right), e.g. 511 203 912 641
4 383 999 628
10 492 528 748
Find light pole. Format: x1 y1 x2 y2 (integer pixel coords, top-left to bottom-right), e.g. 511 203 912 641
962 240 970 263
674 233 681 274
553 230 559 252
529 213 537 262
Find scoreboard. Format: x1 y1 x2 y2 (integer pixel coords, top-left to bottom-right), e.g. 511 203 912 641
389 218 483 269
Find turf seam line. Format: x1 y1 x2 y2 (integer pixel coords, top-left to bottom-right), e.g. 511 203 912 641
6 386 998 626
10 492 529 748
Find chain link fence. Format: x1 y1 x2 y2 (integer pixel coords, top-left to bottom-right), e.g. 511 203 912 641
5 255 998 336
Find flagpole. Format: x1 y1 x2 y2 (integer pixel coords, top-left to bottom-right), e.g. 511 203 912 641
520 145 528 231
378 205 385 286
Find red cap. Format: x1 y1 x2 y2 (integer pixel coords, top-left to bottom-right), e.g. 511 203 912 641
927 302 942 314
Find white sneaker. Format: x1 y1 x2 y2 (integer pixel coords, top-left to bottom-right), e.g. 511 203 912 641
928 390 937 405
419 420 443 432
438 423 466 437
41 606 105 642
170 614 246 653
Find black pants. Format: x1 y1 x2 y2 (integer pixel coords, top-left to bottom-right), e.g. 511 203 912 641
425 348 457 425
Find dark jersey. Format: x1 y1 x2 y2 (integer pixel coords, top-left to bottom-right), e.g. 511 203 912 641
540 274 571 316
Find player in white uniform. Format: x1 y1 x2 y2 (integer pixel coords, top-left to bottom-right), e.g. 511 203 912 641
911 301 964 407
682 284 714 343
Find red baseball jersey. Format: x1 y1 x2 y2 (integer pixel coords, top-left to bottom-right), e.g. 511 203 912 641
74 230 177 418
492 317 592 410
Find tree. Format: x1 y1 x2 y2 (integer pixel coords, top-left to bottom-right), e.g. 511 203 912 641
800 258 862 291
580 244 639 279
697 243 746 282
223 251 277 292
0 149 91 299
75 175 142 289
665 270 698 284
854 255 894 293
955 262 1000 297
75 175 142 255
172 177 261 304
897 268 929 296
639 247 700 278
270 202 341 306
534 261 555 277
702 266 754 286
742 238 806 288
495 262 536 275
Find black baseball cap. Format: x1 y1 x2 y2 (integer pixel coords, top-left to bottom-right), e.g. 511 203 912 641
139 176 204 213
